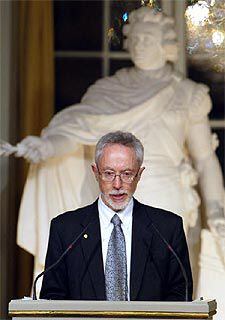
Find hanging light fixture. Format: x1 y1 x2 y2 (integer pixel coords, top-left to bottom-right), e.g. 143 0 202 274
185 0 225 72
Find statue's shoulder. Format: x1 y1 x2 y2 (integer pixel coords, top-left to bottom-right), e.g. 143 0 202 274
179 77 209 93
168 73 211 120
177 77 211 120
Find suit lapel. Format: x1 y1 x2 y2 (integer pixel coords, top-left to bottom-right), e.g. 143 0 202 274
80 201 106 300
130 200 153 300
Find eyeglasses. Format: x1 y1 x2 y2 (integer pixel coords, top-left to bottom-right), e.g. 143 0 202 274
97 169 139 183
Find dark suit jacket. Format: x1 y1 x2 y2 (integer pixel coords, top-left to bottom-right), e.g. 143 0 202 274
40 198 193 301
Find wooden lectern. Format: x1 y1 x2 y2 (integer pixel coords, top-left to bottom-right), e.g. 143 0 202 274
9 299 216 320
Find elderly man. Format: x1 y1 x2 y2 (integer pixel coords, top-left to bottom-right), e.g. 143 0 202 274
40 131 193 301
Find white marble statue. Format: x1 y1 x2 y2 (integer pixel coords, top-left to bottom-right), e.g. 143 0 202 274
1 7 225 307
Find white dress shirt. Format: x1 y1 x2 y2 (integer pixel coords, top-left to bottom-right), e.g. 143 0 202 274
98 195 133 300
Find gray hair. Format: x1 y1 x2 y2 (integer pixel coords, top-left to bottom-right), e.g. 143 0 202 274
95 131 144 166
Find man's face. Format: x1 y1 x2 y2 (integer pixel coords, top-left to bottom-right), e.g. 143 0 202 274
92 144 144 211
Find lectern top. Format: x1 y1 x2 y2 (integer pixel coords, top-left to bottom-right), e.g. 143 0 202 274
9 299 217 319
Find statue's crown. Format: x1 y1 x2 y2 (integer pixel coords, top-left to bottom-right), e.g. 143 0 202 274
123 6 175 41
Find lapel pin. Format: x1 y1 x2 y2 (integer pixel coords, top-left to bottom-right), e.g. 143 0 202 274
83 233 88 239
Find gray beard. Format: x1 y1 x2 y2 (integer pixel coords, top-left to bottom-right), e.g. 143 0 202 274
101 192 132 212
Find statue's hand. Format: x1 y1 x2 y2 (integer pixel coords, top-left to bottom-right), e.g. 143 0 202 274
15 136 54 163
208 215 225 265
0 140 17 156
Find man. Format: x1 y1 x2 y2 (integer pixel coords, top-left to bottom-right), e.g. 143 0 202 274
40 131 193 301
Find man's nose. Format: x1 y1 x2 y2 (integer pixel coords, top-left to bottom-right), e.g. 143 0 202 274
112 175 122 189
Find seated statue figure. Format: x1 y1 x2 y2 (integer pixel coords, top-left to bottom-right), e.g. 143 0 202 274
1 7 225 303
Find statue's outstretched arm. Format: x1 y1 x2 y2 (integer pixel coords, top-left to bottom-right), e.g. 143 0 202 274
0 127 86 163
0 104 97 163
0 135 56 163
0 99 134 163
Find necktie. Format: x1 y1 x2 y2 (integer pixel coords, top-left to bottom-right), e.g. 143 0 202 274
105 214 128 301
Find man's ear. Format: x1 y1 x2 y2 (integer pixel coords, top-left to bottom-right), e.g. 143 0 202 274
137 167 145 180
91 163 99 181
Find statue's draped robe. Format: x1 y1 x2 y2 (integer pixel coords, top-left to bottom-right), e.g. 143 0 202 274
17 66 225 309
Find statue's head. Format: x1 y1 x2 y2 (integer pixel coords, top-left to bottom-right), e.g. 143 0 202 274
123 7 178 70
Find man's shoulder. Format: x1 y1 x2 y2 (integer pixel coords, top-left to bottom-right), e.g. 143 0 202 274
135 200 185 241
51 200 98 227
135 199 182 225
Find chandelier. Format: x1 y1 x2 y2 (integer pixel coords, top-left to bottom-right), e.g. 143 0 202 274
185 0 225 72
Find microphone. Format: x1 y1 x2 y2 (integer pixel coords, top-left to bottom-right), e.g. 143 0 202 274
150 220 189 302
32 217 97 300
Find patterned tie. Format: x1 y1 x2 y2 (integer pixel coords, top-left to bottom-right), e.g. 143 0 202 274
105 214 128 301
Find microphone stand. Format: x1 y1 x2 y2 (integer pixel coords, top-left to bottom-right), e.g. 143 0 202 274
151 222 189 302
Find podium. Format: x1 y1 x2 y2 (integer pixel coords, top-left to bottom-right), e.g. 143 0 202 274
9 299 216 320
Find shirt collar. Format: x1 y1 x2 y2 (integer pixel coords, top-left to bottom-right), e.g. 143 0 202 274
98 195 133 228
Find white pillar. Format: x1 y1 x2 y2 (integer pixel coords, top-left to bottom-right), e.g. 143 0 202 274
161 0 174 16
174 0 187 76
162 0 187 77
